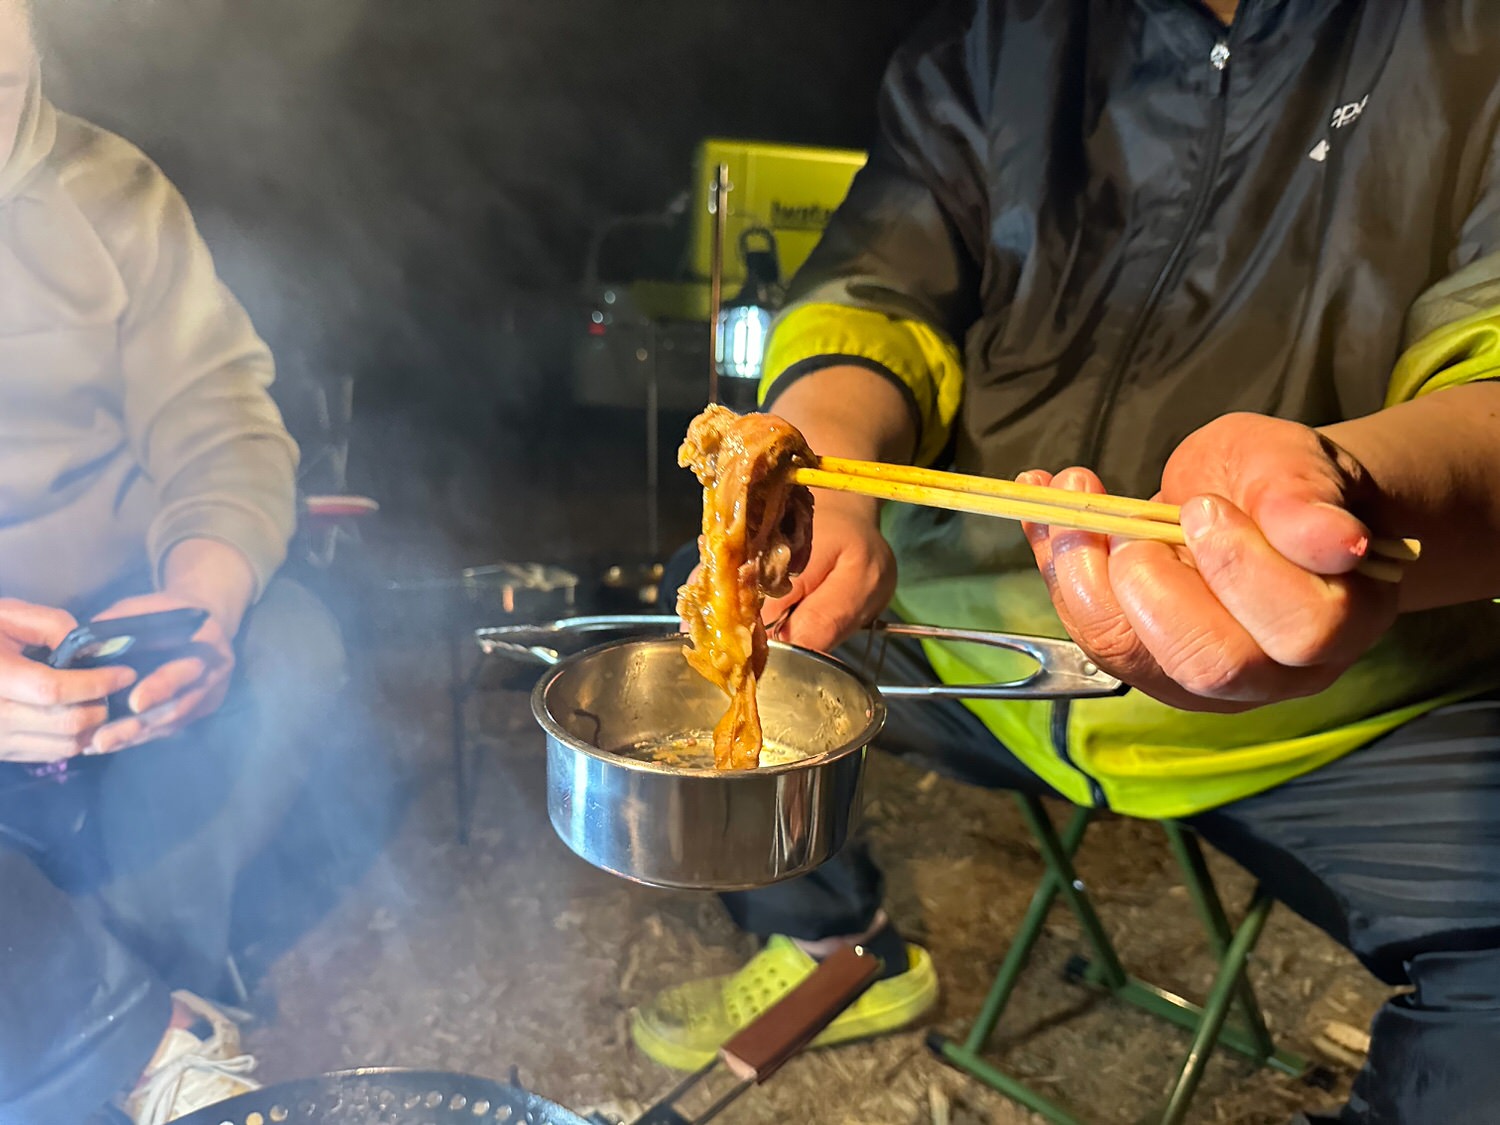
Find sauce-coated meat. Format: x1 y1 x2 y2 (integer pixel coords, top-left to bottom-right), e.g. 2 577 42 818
677 405 815 769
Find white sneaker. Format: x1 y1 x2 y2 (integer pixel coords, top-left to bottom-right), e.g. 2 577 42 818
125 991 260 1125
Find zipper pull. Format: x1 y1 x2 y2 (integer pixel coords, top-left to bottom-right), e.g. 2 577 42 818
1209 39 1231 95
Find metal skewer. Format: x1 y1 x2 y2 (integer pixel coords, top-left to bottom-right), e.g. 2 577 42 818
707 161 730 405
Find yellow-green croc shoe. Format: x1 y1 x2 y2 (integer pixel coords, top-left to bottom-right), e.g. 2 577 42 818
631 935 938 1071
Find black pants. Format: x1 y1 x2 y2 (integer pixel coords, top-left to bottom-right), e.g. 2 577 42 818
0 579 347 1125
664 541 1500 1122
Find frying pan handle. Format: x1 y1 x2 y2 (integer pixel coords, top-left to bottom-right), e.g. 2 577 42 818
474 615 681 665
870 621 1126 700
719 944 882 1084
628 947 879 1125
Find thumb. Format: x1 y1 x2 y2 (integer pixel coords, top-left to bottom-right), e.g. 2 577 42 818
1220 485 1372 576
777 591 861 652
771 563 869 652
774 548 893 653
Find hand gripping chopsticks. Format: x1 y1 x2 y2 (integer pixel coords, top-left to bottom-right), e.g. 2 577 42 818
790 456 1421 584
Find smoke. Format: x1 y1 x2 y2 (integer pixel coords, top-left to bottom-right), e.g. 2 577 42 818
13 0 940 688
32 1 927 540
1 3 941 1111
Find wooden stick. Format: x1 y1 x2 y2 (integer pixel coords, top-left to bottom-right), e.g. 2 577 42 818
794 466 1187 542
1368 537 1422 563
817 456 1181 523
811 457 1421 571
790 466 1406 584
1353 556 1406 583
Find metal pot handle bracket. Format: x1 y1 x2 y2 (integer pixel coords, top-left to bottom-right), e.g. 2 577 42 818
474 615 1123 700
474 614 680 666
866 620 1124 701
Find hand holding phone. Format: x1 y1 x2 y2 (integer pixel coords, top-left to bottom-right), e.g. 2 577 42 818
39 607 209 729
47 608 209 671
0 599 135 764
84 593 235 755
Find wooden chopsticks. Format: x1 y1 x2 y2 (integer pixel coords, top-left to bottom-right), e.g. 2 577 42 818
789 456 1421 584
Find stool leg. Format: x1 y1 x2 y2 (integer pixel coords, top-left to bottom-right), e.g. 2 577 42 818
450 635 486 845
1162 825 1277 1062
1157 884 1275 1125
931 798 1098 1124
1015 795 1128 989
962 800 1094 1054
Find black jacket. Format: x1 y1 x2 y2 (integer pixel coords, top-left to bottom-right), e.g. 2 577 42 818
755 0 1500 818
768 0 1500 497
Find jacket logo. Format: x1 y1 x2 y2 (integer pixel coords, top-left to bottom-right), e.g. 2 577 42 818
1331 96 1368 130
1310 95 1370 162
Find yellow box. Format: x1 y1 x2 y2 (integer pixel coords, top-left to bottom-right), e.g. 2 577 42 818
628 279 713 323
688 138 867 287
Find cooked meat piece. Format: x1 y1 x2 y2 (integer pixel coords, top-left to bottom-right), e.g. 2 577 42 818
677 405 815 769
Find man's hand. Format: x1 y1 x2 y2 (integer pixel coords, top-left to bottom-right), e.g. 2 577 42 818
677 495 898 654
1022 413 1399 711
730 367 916 653
86 540 256 754
0 600 135 763
762 495 898 652
86 592 236 755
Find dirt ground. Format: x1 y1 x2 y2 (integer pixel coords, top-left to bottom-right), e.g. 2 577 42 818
243 634 1390 1125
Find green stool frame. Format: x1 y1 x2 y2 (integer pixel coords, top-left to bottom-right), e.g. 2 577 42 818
929 794 1308 1125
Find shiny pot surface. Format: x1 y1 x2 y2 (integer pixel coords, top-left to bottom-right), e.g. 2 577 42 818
533 636 884 891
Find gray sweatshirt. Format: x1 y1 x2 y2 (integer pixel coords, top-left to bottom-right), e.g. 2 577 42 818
0 70 298 609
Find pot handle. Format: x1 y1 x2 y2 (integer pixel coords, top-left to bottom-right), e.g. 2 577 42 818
868 621 1126 700
474 614 680 666
475 614 1122 700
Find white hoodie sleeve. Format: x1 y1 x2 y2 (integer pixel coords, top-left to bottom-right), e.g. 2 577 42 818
93 137 300 598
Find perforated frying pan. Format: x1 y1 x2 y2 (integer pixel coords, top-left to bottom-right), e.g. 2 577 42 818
170 1067 594 1125
174 946 880 1125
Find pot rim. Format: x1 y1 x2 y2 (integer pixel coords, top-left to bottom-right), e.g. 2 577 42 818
531 634 887 778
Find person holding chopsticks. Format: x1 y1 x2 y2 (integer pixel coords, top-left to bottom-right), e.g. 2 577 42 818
634 1 1500 1120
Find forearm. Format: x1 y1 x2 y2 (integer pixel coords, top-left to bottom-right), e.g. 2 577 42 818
161 538 257 639
1320 381 1500 611
768 365 918 463
767 366 919 520
114 164 298 599
146 430 298 598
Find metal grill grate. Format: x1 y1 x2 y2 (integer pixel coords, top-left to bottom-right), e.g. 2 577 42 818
172 1069 598 1125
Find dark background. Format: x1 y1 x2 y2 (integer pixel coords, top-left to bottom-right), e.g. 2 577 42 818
34 1 929 570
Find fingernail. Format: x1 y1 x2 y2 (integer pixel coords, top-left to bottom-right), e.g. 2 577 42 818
1180 497 1218 539
1350 535 1369 558
84 741 109 756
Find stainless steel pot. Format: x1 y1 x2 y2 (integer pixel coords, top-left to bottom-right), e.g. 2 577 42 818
478 615 1123 890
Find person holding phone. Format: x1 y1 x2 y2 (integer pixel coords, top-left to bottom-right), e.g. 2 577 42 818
0 2 348 1122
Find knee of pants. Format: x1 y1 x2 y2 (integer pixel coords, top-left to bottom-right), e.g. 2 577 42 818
170 577 349 797
1403 945 1500 1013
236 577 348 714
1347 947 1500 1123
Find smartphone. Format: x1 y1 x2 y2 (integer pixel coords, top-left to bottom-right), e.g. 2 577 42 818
39 608 210 722
46 608 209 670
